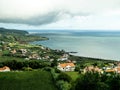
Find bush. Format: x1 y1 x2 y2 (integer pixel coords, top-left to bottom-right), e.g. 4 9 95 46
75 66 80 71
56 80 71 90
57 72 72 83
2 60 23 70
43 67 51 71
55 68 61 73
0 63 4 67
50 69 58 81
22 67 33 71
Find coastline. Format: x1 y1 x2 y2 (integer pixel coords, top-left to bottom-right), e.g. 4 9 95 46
0 27 116 62
30 42 116 62
29 32 118 61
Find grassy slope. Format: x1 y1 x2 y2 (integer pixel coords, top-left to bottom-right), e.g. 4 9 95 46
0 56 25 62
65 72 79 81
0 70 57 90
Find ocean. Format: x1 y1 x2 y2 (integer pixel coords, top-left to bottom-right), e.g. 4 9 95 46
28 30 120 61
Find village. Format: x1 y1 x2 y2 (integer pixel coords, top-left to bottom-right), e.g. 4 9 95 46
0 41 120 76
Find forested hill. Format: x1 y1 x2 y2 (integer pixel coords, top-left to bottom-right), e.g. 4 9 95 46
0 27 28 35
0 27 48 43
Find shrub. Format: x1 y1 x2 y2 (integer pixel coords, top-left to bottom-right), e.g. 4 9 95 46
75 66 80 71
57 72 72 83
43 67 51 71
56 80 71 90
55 68 61 73
22 67 33 71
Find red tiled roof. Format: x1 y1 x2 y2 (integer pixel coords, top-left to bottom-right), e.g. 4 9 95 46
105 69 115 72
59 63 75 68
117 67 120 71
0 66 10 71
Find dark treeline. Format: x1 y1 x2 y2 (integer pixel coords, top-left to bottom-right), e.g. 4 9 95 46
0 60 50 70
50 68 120 90
73 72 120 90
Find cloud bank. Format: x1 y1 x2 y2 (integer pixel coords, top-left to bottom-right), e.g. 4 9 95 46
0 0 120 29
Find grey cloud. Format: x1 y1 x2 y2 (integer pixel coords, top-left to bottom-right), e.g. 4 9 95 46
0 10 91 25
0 11 59 25
63 10 91 16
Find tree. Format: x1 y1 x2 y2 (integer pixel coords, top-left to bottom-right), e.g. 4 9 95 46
75 66 80 72
92 62 98 67
75 72 101 90
97 82 109 90
51 59 57 67
56 80 71 90
107 74 120 90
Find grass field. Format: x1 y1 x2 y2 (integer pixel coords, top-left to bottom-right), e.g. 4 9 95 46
0 56 24 62
0 70 57 90
65 72 79 81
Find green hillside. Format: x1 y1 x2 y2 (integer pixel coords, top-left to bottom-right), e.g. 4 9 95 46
0 27 48 43
0 70 57 90
0 27 28 35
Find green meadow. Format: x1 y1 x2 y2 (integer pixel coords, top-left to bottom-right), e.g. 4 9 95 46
65 71 79 81
0 70 57 90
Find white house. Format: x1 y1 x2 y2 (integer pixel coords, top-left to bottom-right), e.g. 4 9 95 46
0 66 10 72
57 54 69 61
57 63 75 72
19 49 27 54
57 57 68 61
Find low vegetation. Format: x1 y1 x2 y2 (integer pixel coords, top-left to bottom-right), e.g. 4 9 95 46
0 70 57 90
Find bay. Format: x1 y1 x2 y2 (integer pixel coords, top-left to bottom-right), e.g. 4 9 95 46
29 30 120 61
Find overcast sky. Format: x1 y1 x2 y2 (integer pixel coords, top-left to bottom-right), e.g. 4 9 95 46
0 0 120 30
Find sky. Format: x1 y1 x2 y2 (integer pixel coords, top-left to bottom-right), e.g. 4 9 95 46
0 0 120 30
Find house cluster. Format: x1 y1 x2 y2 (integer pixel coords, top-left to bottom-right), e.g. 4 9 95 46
104 63 120 74
82 62 120 74
11 48 28 56
5 43 52 60
0 42 69 61
57 54 69 61
3 42 69 62
83 66 103 73
57 61 120 74
11 49 27 55
28 53 41 60
83 62 120 74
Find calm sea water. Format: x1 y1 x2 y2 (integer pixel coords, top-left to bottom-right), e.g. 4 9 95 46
29 30 120 60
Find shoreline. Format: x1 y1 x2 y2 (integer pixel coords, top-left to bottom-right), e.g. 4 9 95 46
28 31 120 61
29 33 117 61
69 54 116 62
